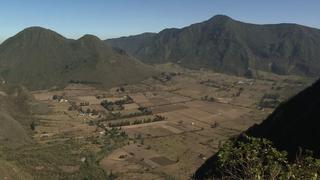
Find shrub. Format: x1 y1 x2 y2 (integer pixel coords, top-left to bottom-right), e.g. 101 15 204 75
215 135 288 179
153 115 166 121
30 121 36 131
138 106 152 115
212 135 320 179
101 100 124 111
52 95 63 100
201 95 215 102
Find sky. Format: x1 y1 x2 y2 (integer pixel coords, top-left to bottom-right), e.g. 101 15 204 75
0 0 319 42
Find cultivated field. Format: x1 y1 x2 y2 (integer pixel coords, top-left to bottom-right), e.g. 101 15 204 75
28 64 313 179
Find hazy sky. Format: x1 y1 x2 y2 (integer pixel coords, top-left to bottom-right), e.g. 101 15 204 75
0 0 319 42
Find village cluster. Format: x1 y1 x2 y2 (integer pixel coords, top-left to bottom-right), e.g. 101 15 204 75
51 92 167 128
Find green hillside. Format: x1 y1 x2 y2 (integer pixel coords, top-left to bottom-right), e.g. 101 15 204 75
108 15 320 77
0 85 35 148
0 27 156 90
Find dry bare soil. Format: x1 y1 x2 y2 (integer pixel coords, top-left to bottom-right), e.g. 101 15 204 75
26 64 313 179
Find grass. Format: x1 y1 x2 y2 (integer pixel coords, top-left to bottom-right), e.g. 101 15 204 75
1 126 129 179
0 159 33 180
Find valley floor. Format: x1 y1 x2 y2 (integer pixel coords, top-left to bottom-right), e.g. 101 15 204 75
2 64 313 179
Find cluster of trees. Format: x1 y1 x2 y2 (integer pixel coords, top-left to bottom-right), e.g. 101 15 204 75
116 87 125 93
233 87 244 97
108 121 130 127
262 93 280 99
67 101 99 115
101 96 133 111
258 93 281 108
115 96 134 105
106 127 127 139
79 101 89 106
103 106 152 121
95 94 106 99
52 94 63 101
68 101 78 111
95 122 127 139
153 72 179 82
200 79 221 88
84 108 99 115
101 101 124 111
30 121 36 131
69 80 102 85
152 72 181 82
108 115 167 127
196 135 320 179
76 119 128 179
132 114 165 124
201 95 215 102
138 106 152 115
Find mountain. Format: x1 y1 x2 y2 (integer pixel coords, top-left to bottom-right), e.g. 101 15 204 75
247 78 320 158
0 27 156 90
107 15 320 77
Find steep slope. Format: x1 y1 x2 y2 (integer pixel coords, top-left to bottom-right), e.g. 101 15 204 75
107 15 320 77
194 79 320 179
0 27 156 90
247 79 320 157
107 32 157 56
0 85 35 148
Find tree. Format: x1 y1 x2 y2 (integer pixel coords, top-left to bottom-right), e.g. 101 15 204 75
91 109 99 115
30 121 36 131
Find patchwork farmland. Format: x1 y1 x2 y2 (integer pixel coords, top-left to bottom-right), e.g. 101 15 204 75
29 65 313 179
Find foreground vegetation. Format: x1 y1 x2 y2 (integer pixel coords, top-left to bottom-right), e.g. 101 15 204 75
1 127 128 180
195 135 320 179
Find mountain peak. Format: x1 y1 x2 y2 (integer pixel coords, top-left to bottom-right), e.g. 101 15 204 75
78 34 101 43
77 34 106 49
1 26 67 46
209 14 233 22
204 15 237 27
22 26 51 32
19 26 65 38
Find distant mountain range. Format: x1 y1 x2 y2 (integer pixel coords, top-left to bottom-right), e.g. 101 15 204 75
1 15 320 90
0 27 156 90
107 15 320 77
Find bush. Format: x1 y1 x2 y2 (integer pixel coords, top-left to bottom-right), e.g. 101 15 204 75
30 121 36 131
212 135 320 179
138 106 152 115
201 95 215 102
52 95 63 100
258 93 281 108
101 100 124 111
153 115 166 121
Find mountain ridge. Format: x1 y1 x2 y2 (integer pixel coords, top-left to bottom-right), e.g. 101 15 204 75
107 15 320 77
